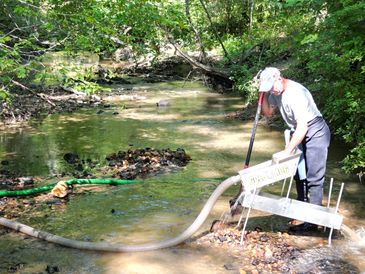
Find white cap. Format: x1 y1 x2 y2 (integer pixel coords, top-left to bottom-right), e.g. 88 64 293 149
259 67 281 92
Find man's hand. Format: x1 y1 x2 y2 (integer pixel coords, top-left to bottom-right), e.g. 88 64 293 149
286 118 308 153
283 147 294 156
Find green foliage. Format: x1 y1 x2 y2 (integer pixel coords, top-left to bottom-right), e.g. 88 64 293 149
229 64 257 103
0 0 190 96
343 143 365 176
223 36 250 61
0 87 10 102
0 0 56 95
301 1 365 174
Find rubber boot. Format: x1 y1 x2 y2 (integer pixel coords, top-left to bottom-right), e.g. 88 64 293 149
288 180 308 226
295 179 308 202
290 181 319 232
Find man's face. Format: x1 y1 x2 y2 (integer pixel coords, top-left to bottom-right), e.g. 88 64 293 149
270 77 284 96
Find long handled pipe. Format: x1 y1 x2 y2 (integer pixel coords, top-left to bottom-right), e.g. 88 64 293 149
244 92 265 168
232 92 265 199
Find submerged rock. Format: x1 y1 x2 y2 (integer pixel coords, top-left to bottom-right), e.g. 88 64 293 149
63 153 79 164
156 100 170 107
45 265 60 273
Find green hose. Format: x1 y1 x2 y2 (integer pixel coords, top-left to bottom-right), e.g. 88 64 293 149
0 178 143 197
0 177 228 197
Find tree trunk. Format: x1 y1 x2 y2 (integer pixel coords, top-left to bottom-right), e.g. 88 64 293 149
249 0 254 30
185 0 207 62
198 0 231 62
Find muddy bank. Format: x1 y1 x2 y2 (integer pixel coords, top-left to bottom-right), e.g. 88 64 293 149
225 103 284 129
0 83 281 131
0 87 104 127
0 55 254 128
0 57 196 127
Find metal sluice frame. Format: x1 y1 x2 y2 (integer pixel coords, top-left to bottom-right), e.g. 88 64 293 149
235 151 344 245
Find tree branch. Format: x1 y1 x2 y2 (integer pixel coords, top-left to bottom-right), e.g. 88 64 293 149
11 80 56 107
17 0 41 10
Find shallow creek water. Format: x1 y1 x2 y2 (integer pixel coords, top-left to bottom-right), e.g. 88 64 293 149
0 81 364 273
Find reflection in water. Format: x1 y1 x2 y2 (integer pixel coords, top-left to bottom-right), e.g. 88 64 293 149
0 81 364 273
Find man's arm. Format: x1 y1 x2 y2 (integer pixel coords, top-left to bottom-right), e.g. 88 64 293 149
285 117 308 154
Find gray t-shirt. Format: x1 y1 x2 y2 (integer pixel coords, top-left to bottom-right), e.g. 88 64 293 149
268 80 322 128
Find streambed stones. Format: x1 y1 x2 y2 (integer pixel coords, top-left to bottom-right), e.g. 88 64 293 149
61 148 191 179
104 147 191 179
194 225 298 273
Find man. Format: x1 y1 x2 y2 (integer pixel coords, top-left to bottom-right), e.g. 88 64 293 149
259 67 331 232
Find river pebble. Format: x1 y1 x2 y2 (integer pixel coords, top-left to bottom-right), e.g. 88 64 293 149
194 224 299 273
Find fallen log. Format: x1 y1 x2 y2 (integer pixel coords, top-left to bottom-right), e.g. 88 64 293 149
11 80 56 107
171 43 233 89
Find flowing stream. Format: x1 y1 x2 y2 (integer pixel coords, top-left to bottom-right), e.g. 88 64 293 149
0 80 364 273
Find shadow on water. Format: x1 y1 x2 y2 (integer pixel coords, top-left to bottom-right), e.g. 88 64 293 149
0 80 364 273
